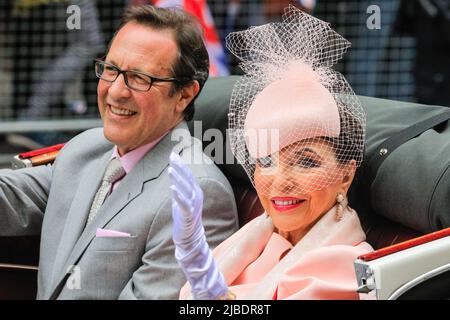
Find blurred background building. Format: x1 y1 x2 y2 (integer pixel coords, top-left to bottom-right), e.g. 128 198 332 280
0 0 449 166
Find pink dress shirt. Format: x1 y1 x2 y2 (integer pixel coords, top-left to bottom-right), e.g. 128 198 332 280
109 134 166 192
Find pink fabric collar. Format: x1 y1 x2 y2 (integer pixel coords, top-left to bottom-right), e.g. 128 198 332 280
111 133 167 174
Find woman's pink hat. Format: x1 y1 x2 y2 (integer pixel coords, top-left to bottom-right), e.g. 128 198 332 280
244 60 340 158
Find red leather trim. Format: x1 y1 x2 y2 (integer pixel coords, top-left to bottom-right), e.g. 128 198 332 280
19 143 65 159
358 227 450 261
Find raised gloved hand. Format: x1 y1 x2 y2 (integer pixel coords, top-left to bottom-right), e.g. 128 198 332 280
169 151 204 248
168 152 232 300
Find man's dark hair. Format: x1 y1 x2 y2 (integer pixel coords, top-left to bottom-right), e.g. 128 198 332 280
111 5 209 121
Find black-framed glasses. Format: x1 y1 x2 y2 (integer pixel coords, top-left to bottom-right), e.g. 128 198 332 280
94 59 186 92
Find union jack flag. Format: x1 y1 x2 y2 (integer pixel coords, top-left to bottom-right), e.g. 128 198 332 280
147 0 229 77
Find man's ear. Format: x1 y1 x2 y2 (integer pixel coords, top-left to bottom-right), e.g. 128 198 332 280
340 159 357 194
175 80 200 114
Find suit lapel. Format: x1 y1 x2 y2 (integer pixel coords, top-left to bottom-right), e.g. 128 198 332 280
49 122 193 298
49 150 111 288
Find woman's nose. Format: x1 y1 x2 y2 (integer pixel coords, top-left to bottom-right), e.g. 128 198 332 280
270 169 296 194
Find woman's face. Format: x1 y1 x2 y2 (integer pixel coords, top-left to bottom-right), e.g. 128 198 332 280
254 138 356 237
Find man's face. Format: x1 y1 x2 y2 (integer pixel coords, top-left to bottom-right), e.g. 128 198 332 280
97 22 182 155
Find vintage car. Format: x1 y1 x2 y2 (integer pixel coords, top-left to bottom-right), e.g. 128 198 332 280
1 75 450 299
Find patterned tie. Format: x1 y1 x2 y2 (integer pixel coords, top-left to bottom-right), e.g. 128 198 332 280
86 158 126 225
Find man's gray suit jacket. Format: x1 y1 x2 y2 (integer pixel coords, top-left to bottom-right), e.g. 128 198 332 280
0 121 238 299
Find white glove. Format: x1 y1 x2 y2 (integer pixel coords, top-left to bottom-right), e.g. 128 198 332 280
168 152 230 300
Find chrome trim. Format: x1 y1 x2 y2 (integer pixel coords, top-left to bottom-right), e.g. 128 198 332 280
11 155 32 169
0 263 39 271
354 259 376 294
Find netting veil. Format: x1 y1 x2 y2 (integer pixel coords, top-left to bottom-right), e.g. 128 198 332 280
226 6 366 196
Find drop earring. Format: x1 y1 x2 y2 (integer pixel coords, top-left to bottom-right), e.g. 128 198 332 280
335 192 348 221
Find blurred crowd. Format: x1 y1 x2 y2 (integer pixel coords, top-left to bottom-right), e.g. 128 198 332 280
0 0 449 148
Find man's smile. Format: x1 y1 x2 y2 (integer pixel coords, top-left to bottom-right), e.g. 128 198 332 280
108 104 137 117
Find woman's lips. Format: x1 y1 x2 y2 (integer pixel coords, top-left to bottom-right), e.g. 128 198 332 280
271 197 305 212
